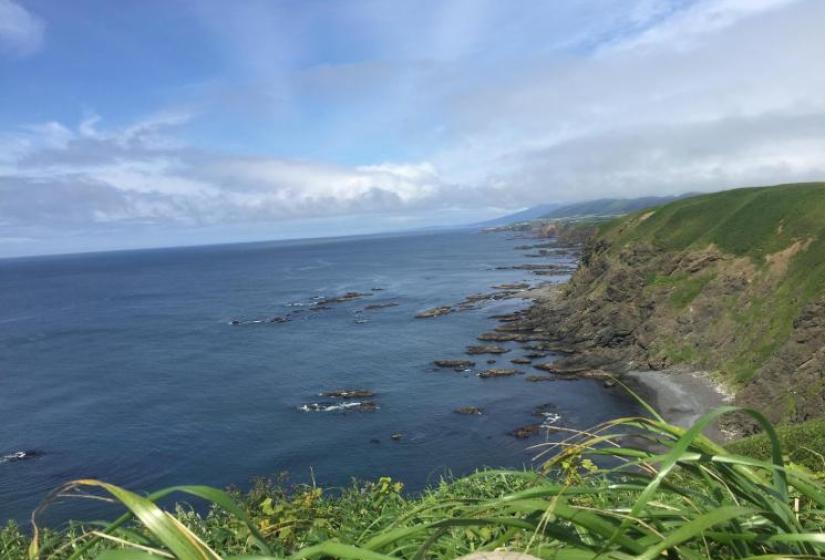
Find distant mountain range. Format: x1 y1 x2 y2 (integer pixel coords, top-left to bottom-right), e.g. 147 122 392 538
471 203 562 227
477 193 693 227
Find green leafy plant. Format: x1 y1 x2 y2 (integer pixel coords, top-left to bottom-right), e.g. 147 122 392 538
16 404 825 559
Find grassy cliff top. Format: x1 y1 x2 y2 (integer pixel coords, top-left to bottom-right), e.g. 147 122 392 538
602 182 825 259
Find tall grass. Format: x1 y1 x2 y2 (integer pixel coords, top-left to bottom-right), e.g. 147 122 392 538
12 405 825 559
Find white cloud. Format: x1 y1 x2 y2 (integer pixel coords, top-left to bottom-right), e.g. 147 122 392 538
3 0 825 255
0 0 44 56
0 115 452 228
606 0 802 52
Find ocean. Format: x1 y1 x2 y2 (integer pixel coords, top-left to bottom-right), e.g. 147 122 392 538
0 229 639 525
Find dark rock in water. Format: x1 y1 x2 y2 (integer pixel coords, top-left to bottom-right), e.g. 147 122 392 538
370 438 381 444
491 282 530 290
415 306 453 318
526 352 546 359
433 359 475 369
319 389 376 399
466 344 510 355
371 287 385 291
1 450 42 463
391 433 403 441
511 357 532 365
486 359 497 364
477 331 520 342
364 302 399 310
230 320 242 325
314 292 371 307
510 424 541 439
269 316 289 323
533 404 563 426
490 313 522 322
478 368 519 378
454 406 483 415
526 375 555 382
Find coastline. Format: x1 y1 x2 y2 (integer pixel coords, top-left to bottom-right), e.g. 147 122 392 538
622 367 734 442
493 228 736 443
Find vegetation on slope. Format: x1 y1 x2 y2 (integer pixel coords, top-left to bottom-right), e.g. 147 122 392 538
541 194 687 220
729 416 825 473
4 407 825 559
528 183 825 427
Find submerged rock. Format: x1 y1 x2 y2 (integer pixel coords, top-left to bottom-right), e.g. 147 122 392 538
364 302 399 310
433 359 475 370
315 291 370 306
533 363 559 373
492 282 530 290
319 389 376 399
490 313 523 322
477 332 520 342
0 450 42 464
454 406 483 415
526 375 555 382
416 306 453 318
298 401 377 413
510 424 541 439
466 344 510 355
511 357 532 365
533 404 563 427
478 368 519 378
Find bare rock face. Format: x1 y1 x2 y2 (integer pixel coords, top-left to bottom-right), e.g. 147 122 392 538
736 297 825 429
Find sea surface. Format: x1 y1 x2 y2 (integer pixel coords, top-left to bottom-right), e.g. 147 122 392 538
0 230 639 525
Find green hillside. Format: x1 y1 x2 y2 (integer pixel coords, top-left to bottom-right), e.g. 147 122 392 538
534 183 825 427
601 183 825 260
542 194 687 220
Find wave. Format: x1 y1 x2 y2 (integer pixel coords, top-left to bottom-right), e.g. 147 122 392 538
0 450 41 464
298 401 378 413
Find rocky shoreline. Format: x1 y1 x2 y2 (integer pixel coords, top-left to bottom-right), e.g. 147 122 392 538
284 224 732 445
468 225 732 441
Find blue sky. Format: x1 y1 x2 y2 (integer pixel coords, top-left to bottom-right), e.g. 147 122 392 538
1 0 824 256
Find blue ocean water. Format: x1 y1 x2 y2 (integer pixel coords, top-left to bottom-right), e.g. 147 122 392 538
0 230 638 525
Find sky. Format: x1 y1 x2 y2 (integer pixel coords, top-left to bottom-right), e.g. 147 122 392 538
1 0 825 257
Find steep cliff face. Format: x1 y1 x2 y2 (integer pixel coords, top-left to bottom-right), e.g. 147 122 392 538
528 183 825 428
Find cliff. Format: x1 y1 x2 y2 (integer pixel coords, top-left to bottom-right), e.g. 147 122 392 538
525 183 825 429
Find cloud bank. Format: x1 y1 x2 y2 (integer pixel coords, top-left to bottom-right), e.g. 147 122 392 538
2 0 825 255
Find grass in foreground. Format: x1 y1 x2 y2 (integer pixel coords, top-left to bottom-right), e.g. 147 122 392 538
5 404 825 560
